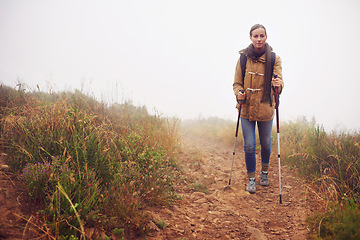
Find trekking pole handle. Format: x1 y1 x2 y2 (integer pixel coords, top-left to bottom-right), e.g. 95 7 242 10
273 74 281 91
237 89 245 104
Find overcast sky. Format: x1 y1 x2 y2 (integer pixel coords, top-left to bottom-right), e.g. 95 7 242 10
1 0 360 132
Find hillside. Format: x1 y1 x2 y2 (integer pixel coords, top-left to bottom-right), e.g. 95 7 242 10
0 133 315 239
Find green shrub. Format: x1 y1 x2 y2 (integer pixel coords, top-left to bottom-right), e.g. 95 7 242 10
308 201 360 240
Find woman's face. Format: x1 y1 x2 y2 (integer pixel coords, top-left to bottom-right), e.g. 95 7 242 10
250 27 267 50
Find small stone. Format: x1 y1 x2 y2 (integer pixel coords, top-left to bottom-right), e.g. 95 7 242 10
194 198 208 204
0 165 9 170
248 227 268 240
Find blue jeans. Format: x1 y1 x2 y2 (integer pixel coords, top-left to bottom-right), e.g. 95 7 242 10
241 118 273 174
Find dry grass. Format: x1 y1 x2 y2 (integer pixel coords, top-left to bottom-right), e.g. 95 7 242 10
0 84 181 238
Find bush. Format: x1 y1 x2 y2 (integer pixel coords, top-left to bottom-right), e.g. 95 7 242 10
280 117 360 239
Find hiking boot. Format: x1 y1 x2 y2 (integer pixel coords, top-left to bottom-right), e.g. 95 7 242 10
260 171 269 186
246 178 256 194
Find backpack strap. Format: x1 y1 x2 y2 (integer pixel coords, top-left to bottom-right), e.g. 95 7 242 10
270 52 276 76
240 53 247 82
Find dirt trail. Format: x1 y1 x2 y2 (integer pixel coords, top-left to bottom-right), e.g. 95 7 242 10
0 133 314 239
145 134 313 240
0 152 42 239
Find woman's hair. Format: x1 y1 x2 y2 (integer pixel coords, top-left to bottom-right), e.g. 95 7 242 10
250 24 267 36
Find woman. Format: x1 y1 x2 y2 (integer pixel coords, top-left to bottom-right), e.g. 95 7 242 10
233 24 283 194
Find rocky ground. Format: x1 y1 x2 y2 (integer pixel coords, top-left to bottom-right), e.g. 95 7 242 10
144 134 316 240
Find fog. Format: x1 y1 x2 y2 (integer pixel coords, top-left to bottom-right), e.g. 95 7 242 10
1 0 360 132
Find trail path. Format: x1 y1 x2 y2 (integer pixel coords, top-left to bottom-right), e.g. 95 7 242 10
145 134 313 240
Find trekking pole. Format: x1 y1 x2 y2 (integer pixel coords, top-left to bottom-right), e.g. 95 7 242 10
274 74 282 204
228 90 245 186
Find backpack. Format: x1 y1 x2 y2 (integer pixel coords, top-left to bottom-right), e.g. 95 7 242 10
240 52 276 82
